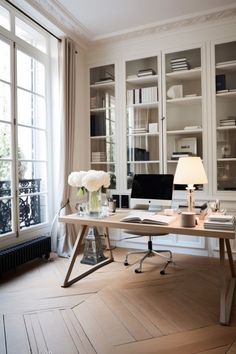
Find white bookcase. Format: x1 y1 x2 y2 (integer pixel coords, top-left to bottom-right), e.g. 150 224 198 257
125 56 162 189
87 28 236 255
213 40 236 193
163 46 207 198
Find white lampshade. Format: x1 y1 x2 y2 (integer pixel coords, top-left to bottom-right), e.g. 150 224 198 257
174 156 208 186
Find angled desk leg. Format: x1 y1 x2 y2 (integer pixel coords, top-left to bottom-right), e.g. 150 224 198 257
103 226 114 261
219 238 236 325
62 225 114 288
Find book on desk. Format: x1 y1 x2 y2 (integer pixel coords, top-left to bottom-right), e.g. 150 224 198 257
120 212 176 225
204 214 236 230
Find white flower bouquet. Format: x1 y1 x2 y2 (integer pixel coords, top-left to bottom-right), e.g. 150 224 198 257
68 170 111 215
68 170 110 192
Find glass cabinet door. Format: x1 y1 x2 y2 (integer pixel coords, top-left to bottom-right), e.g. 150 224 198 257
164 47 205 191
89 64 116 189
126 56 160 189
214 41 236 191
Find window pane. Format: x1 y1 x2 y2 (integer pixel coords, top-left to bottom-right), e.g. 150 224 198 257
0 198 12 235
19 194 47 229
0 161 12 187
15 17 47 53
17 89 46 128
0 162 12 235
17 50 45 95
18 162 47 192
18 126 46 161
0 39 10 82
0 82 11 122
0 122 11 159
0 5 10 31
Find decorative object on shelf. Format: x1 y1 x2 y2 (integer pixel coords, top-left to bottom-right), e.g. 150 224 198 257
148 123 158 133
216 74 226 91
221 144 231 158
68 170 110 217
174 156 208 212
167 85 183 99
176 137 197 155
80 227 107 265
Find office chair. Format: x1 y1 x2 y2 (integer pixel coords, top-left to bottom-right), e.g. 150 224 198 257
123 232 174 274
123 174 175 275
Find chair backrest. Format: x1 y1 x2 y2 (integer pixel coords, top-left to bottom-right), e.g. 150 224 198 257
130 174 174 212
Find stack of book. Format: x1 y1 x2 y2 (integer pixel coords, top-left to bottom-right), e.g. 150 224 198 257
171 58 191 72
90 97 97 109
137 68 156 77
219 116 236 127
95 78 114 84
91 152 106 162
171 152 193 160
204 214 236 230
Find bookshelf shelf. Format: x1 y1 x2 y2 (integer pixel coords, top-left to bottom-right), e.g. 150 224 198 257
166 67 201 80
167 128 203 135
166 96 202 105
127 102 159 109
126 74 158 85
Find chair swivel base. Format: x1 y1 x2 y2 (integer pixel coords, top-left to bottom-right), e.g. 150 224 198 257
124 239 174 275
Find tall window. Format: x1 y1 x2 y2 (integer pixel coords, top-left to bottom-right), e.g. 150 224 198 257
0 2 58 243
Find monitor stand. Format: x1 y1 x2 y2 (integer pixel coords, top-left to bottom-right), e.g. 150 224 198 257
148 205 162 213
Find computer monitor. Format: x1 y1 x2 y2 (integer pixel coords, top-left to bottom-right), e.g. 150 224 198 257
130 174 174 211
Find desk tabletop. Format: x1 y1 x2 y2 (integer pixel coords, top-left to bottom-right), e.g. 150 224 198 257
58 209 236 240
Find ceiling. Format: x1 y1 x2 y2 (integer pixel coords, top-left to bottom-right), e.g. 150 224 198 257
15 0 236 44
54 0 236 40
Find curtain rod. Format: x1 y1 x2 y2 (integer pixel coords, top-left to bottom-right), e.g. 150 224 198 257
5 0 61 41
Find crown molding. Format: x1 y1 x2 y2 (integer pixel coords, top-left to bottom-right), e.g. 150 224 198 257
19 0 90 48
93 7 236 43
19 1 236 46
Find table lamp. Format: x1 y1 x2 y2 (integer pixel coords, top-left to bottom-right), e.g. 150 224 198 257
174 156 208 212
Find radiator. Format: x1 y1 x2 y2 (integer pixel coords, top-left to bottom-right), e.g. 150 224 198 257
0 236 51 275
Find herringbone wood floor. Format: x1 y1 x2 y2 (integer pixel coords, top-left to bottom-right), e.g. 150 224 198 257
0 248 236 354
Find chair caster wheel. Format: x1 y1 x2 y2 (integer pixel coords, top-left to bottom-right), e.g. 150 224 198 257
124 261 129 266
160 270 165 275
135 269 142 273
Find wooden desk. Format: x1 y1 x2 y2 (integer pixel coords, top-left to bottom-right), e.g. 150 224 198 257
59 210 236 325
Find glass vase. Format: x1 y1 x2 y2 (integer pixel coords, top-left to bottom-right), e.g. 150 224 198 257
75 187 88 216
88 190 102 218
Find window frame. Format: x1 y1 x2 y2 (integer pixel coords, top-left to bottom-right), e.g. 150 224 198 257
0 0 56 248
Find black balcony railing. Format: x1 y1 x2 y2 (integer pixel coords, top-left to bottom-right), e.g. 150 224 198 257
0 179 41 235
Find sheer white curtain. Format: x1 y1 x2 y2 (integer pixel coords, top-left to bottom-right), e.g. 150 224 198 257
51 37 77 257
